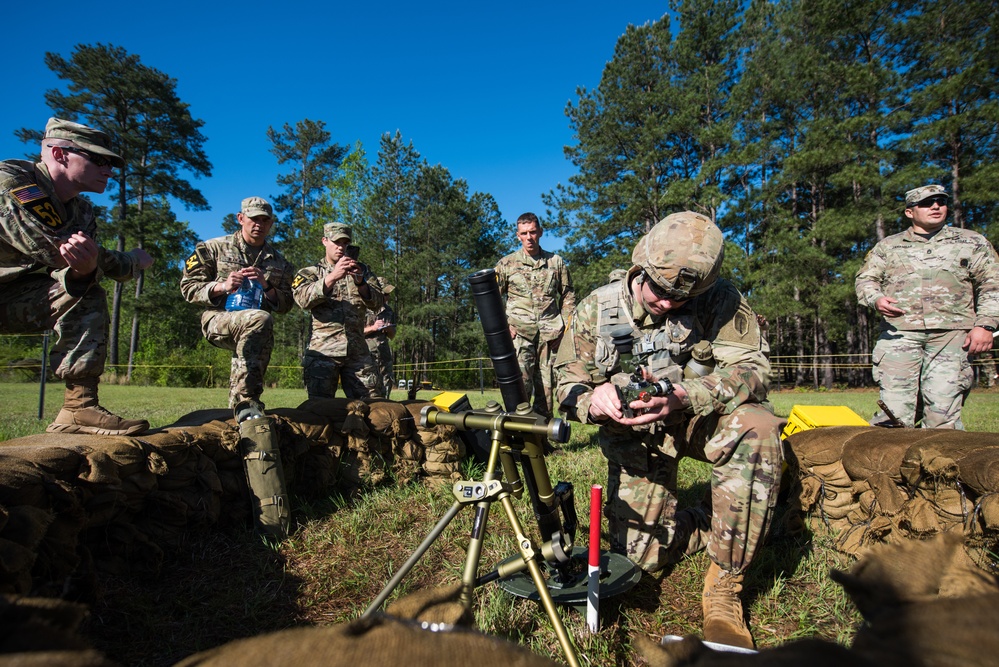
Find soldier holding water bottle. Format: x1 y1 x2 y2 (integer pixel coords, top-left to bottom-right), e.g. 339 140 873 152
180 196 295 410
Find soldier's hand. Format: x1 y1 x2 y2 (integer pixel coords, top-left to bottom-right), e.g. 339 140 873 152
60 232 99 278
129 248 154 271
242 267 266 283
965 327 995 355
224 270 245 293
617 389 688 427
588 383 624 422
328 256 356 284
875 296 904 317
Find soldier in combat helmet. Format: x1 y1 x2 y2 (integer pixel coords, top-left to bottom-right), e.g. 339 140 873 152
554 212 783 649
1 118 153 436
856 184 999 429
495 212 575 418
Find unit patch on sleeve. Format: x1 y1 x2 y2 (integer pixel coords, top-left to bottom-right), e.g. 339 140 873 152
11 184 62 228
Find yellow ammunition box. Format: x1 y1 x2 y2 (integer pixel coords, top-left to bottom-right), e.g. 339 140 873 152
781 405 869 440
431 391 472 413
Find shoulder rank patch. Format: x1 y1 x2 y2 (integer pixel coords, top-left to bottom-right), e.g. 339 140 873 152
11 184 62 228
291 274 306 289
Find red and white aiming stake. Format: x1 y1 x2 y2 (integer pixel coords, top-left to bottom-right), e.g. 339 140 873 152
587 484 603 633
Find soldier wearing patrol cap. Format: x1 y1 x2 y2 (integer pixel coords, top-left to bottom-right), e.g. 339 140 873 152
293 223 385 399
495 212 575 418
363 277 397 398
856 183 999 429
0 118 152 435
180 196 295 410
553 211 783 649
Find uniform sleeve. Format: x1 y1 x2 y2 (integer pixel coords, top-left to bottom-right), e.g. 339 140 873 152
180 243 223 307
494 255 510 297
263 256 296 314
97 247 146 283
855 243 888 310
292 266 326 310
558 257 576 329
970 236 999 327
359 265 384 311
679 288 771 417
553 294 605 423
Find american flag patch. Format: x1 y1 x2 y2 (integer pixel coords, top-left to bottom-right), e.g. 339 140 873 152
11 184 46 204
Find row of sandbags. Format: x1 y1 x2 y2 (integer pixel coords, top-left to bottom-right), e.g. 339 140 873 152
6 533 998 667
0 398 466 597
785 425 999 570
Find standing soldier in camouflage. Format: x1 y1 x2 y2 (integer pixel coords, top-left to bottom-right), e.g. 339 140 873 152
1 118 152 435
495 212 575 417
180 196 295 410
364 278 397 398
856 184 999 429
554 212 783 649
293 223 385 399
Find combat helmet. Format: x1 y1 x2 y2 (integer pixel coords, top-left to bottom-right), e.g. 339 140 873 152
631 211 724 300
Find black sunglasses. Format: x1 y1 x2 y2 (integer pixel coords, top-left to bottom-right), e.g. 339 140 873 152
915 196 948 208
643 272 689 301
47 144 115 168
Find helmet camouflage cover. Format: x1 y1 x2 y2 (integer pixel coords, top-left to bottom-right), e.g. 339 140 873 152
631 211 724 300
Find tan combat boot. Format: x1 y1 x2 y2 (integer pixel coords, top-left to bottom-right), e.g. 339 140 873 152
702 561 754 649
46 380 149 436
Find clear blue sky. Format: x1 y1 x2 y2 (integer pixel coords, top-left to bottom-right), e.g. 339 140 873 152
4 1 667 247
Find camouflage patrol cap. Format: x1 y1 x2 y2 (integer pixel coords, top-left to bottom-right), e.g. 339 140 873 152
324 223 351 241
905 184 949 207
44 118 124 169
241 196 273 219
631 211 724 300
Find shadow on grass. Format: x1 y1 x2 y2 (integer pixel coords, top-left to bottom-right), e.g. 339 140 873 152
82 527 304 667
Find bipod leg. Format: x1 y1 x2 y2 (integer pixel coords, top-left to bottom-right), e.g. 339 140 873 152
362 500 465 619
498 494 581 667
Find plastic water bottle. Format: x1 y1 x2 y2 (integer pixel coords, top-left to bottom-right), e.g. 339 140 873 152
225 279 264 311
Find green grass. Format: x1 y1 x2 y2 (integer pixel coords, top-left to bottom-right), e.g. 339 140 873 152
2 381 998 665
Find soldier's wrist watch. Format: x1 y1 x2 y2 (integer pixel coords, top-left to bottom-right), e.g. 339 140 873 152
980 324 996 332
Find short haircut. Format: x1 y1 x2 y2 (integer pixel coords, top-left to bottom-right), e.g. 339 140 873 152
516 212 542 230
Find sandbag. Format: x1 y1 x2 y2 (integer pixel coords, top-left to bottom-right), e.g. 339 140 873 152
172 584 557 667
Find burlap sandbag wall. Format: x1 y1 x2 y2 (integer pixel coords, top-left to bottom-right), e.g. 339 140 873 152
0 398 466 597
785 426 999 572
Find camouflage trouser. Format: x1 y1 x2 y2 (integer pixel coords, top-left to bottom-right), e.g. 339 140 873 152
0 274 107 381
203 309 274 407
366 337 395 398
302 350 384 400
513 333 559 417
604 404 784 574
871 328 973 429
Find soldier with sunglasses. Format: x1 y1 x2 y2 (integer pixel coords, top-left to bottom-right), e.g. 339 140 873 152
553 212 783 649
856 184 999 428
0 118 152 435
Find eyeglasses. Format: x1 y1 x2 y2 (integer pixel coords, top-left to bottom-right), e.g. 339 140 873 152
643 272 689 302
47 144 115 168
915 196 948 208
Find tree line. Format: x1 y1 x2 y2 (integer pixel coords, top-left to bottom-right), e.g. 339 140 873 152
6 0 998 392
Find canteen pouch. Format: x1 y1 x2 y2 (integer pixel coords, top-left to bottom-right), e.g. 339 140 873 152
239 414 290 539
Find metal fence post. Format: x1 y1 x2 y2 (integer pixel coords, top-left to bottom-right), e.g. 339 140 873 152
38 331 50 420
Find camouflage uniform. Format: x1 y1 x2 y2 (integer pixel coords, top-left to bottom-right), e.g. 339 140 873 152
495 248 575 416
180 231 295 407
554 274 783 575
0 159 146 382
364 301 396 397
856 216 999 429
294 260 385 399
